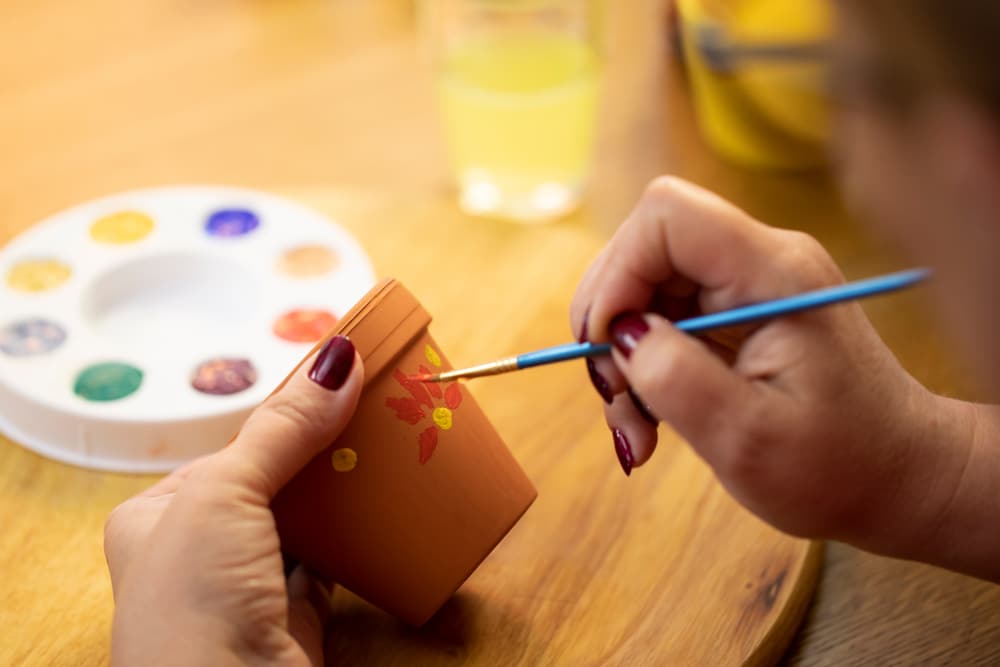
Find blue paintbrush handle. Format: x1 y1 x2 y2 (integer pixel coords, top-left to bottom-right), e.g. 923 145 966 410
516 268 930 369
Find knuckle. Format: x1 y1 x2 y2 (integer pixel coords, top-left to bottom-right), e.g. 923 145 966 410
644 175 684 205
257 392 318 436
775 230 842 289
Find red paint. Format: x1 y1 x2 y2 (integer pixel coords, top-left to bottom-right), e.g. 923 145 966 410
386 365 464 465
386 396 425 425
418 426 438 464
273 309 338 343
444 383 462 409
419 365 442 398
394 369 434 409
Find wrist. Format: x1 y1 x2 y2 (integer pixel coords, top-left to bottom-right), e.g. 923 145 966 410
857 387 1000 580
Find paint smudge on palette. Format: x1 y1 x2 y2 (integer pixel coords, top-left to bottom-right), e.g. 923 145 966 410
191 358 257 395
277 245 340 278
273 309 338 343
91 211 155 244
74 362 143 402
205 208 260 237
6 259 72 292
0 318 67 357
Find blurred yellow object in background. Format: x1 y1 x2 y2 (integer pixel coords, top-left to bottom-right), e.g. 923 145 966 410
677 0 832 170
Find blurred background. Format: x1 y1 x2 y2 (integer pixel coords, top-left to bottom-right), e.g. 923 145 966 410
4 1 1000 664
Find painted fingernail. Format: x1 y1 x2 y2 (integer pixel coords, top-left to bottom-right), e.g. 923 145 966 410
587 358 613 404
612 428 633 476
308 335 355 390
628 387 659 425
610 311 650 359
578 308 590 343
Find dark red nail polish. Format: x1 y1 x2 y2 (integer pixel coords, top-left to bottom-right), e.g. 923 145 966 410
610 311 650 359
308 335 355 390
613 428 633 476
587 358 613 404
628 387 658 425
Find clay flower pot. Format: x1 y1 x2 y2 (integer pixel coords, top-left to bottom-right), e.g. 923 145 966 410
271 279 537 625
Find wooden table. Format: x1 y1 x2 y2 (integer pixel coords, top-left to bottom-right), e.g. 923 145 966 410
2 1 998 665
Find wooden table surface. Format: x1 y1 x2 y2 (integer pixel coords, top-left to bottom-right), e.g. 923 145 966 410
2 1 998 665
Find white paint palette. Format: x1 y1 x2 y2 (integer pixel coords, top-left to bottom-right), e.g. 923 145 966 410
0 186 376 472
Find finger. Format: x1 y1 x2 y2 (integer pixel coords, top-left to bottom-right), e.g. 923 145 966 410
604 390 659 475
613 313 762 470
586 176 789 343
286 565 332 667
203 335 365 502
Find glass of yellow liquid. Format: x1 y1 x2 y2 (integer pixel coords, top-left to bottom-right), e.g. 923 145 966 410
425 0 602 223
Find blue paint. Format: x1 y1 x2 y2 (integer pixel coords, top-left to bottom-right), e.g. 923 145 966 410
205 208 260 237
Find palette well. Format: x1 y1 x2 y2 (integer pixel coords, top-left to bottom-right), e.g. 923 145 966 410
0 186 376 472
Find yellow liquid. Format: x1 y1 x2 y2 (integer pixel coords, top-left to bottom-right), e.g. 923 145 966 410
438 33 600 221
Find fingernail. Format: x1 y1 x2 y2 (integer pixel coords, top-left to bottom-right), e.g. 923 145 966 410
610 311 650 359
308 335 355 390
578 308 590 343
628 387 659 425
612 428 633 476
587 358 613 404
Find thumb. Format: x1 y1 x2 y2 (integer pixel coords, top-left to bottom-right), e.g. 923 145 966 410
210 335 364 501
611 313 758 463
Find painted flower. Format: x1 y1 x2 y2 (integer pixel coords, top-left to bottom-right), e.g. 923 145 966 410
385 345 463 464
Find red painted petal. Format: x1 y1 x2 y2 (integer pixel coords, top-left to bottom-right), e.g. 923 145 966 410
418 426 438 464
419 365 442 398
385 396 425 425
444 383 463 409
394 368 434 409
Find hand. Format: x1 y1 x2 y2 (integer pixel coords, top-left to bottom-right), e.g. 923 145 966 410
570 177 976 555
104 335 364 666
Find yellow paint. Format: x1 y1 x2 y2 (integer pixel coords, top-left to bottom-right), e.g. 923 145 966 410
90 211 154 244
6 259 72 292
432 407 453 431
424 344 442 367
331 447 358 472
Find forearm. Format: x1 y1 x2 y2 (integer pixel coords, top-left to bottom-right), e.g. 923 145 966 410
861 391 1000 581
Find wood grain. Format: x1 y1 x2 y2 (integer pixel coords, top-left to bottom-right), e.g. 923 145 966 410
0 0 998 665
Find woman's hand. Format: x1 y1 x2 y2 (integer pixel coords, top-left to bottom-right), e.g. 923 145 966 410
104 335 363 666
571 177 978 558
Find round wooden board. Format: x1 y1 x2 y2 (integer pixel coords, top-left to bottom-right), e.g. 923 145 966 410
0 189 821 666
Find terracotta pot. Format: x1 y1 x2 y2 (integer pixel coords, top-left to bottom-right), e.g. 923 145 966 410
271 279 537 625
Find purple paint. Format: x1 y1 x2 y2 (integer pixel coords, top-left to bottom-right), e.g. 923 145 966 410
0 318 67 357
205 208 260 237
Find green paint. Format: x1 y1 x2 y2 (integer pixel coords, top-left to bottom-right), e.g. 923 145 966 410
74 362 143 402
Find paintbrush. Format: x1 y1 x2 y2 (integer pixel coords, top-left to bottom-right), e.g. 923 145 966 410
413 268 930 383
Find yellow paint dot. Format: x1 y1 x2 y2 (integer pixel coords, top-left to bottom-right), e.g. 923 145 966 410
6 259 72 292
90 211 155 244
425 344 442 367
432 407 453 431
331 447 358 472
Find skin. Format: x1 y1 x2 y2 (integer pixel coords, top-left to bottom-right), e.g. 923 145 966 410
570 7 1000 582
107 4 1000 663
104 345 364 666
